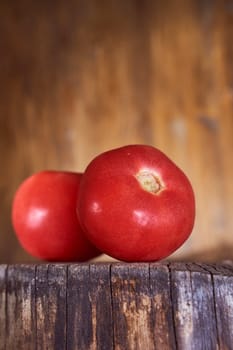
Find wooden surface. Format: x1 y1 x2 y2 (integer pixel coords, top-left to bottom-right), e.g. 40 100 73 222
0 262 233 349
0 0 233 263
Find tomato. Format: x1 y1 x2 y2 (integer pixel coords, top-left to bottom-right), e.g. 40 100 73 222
12 171 100 261
77 145 195 262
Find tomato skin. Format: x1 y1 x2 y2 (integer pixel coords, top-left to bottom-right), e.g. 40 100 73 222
77 145 195 262
12 171 100 261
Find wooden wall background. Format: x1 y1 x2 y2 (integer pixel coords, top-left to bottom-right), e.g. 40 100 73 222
0 0 232 263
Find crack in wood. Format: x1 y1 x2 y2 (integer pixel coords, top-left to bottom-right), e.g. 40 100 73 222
168 263 178 350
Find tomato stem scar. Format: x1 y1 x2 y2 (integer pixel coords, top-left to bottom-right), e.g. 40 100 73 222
136 170 163 194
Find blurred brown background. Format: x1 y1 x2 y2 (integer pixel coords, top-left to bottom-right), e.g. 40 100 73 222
0 0 232 263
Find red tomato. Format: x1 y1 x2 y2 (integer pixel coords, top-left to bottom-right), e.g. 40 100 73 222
12 171 100 261
77 145 195 262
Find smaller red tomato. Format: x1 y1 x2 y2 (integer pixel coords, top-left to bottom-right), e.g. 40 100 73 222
12 171 100 261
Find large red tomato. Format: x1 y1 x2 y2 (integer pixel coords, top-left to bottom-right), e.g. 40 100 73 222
12 171 100 261
77 145 195 262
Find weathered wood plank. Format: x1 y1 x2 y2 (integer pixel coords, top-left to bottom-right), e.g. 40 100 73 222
169 264 218 350
67 263 113 350
195 262 233 276
169 267 194 349
208 262 233 276
89 263 113 350
189 271 218 349
5 265 36 350
213 274 233 349
0 265 7 350
149 263 176 350
111 263 154 350
67 264 93 349
36 264 67 350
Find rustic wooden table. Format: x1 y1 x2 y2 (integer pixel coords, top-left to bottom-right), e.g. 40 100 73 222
0 262 232 349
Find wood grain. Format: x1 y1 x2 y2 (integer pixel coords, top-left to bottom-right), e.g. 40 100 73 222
170 263 218 349
0 262 232 350
111 263 154 350
149 263 177 350
0 0 233 263
213 272 233 350
5 265 36 350
0 265 7 350
67 264 113 350
36 264 67 349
